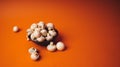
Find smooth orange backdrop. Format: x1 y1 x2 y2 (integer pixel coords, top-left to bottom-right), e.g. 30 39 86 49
0 0 120 67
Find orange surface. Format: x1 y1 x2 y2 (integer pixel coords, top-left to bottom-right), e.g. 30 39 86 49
0 0 120 67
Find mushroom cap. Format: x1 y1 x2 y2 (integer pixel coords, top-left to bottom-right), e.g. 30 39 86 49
28 47 37 54
30 52 39 60
13 26 19 32
47 44 56 52
46 23 54 29
56 42 65 51
30 23 37 29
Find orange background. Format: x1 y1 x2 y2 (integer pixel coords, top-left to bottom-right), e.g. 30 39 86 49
0 0 120 67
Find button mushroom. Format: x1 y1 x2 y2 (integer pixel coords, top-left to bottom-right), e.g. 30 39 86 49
30 52 39 61
47 42 56 52
56 41 65 51
28 47 38 54
13 26 19 32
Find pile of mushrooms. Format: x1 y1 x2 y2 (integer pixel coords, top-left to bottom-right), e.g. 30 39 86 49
13 21 66 61
26 21 58 44
26 21 65 60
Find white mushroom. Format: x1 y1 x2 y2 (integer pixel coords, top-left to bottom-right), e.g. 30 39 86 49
30 23 37 29
37 21 45 29
56 41 65 51
46 33 53 41
30 34 35 40
47 42 56 52
40 29 47 36
48 30 57 37
30 52 39 61
46 23 54 30
26 29 33 36
27 28 33 33
28 47 38 54
36 36 45 42
33 31 41 38
35 28 41 32
13 26 19 32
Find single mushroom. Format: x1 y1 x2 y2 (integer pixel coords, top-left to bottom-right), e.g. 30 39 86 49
37 21 45 29
30 23 37 29
40 29 47 36
30 52 39 61
47 42 56 52
36 36 45 42
46 23 54 30
45 33 53 41
28 47 38 54
13 26 19 32
56 41 65 51
48 30 57 37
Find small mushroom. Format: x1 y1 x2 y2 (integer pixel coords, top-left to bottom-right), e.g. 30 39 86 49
36 36 45 42
45 33 53 41
47 42 56 52
48 30 57 37
40 29 47 36
28 47 38 54
13 26 19 32
56 41 65 51
30 52 39 61
30 34 35 40
34 28 41 32
33 31 41 38
37 21 45 29
27 28 33 33
30 23 37 29
46 23 54 30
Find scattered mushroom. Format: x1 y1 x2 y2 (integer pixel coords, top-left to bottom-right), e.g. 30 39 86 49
30 52 39 61
47 42 56 52
28 47 38 54
13 26 19 32
56 41 65 51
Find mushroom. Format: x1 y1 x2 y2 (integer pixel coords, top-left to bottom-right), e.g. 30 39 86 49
33 31 41 38
45 33 53 41
40 29 47 36
56 41 65 51
36 36 45 42
48 30 57 37
30 34 35 40
47 42 56 52
46 23 54 30
30 23 37 29
37 21 45 29
30 52 39 60
28 47 38 54
13 26 19 32
34 28 41 32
